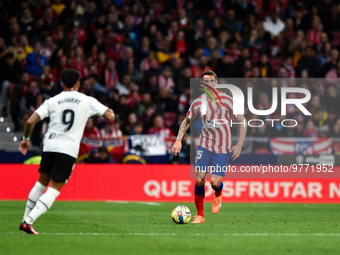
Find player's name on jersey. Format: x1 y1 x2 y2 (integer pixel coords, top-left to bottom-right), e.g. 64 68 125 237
58 98 81 105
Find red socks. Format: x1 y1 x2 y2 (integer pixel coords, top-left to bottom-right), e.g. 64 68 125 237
195 194 205 216
215 189 222 197
214 182 224 197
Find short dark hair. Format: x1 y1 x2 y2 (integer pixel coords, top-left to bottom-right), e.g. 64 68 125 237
201 70 217 80
61 69 80 88
88 73 98 80
98 146 109 154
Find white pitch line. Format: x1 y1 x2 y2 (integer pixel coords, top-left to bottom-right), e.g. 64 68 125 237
105 201 162 205
1 232 340 237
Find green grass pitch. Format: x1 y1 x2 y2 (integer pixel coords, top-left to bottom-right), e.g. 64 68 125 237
1 201 340 255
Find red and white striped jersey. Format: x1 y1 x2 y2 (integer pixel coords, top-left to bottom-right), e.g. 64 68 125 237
187 91 235 153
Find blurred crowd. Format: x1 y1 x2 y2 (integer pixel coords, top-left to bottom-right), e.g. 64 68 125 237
2 0 340 152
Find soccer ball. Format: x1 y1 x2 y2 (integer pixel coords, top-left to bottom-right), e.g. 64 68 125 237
171 205 191 224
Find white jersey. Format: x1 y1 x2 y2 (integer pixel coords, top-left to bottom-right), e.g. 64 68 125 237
187 91 235 154
35 91 108 158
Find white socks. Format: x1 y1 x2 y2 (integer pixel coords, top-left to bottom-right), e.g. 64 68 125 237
23 182 46 221
24 187 60 225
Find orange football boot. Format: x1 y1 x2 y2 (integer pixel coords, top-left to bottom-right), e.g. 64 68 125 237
191 215 205 224
212 194 222 214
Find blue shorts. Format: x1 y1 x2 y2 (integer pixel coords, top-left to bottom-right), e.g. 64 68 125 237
194 146 231 177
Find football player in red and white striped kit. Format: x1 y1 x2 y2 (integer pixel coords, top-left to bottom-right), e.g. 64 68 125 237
171 70 247 223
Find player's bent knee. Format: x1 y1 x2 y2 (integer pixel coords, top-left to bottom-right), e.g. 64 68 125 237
196 178 206 186
211 179 221 189
49 178 65 191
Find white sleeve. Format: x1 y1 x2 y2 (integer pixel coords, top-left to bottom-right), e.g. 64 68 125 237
87 96 108 116
35 100 49 120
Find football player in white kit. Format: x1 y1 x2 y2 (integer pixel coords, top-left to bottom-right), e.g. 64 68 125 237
18 69 115 234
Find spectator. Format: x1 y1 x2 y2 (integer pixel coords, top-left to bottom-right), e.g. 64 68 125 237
156 37 179 64
40 80 56 100
147 114 175 138
40 35 56 60
178 8 193 30
25 41 48 76
322 85 340 121
324 4 340 32
242 29 264 63
107 12 123 35
116 47 137 74
95 146 115 163
175 30 186 56
122 112 138 135
326 59 340 81
259 54 274 78
204 37 223 58
43 7 59 31
14 35 33 63
282 56 296 78
308 95 322 116
234 47 250 73
88 74 106 95
307 16 323 46
133 122 144 135
138 36 151 61
313 107 331 137
100 120 123 140
51 55 68 82
30 93 46 147
0 52 23 87
328 118 340 137
126 62 142 85
297 46 320 77
10 73 30 131
156 86 177 113
284 18 295 42
116 73 131 96
315 32 329 55
100 59 119 91
320 49 339 77
191 55 212 78
20 8 34 36
252 122 272 153
234 0 255 21
83 117 100 139
317 42 332 68
278 118 302 137
23 81 39 113
39 65 55 88
303 120 318 137
115 95 130 122
288 30 306 65
121 145 147 164
225 9 241 37
158 66 175 93
68 46 85 76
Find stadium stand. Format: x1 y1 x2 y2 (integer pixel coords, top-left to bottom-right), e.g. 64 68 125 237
1 0 340 163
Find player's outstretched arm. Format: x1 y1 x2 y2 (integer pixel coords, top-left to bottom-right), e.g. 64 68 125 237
171 116 191 156
19 113 41 155
103 108 115 121
230 115 247 160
